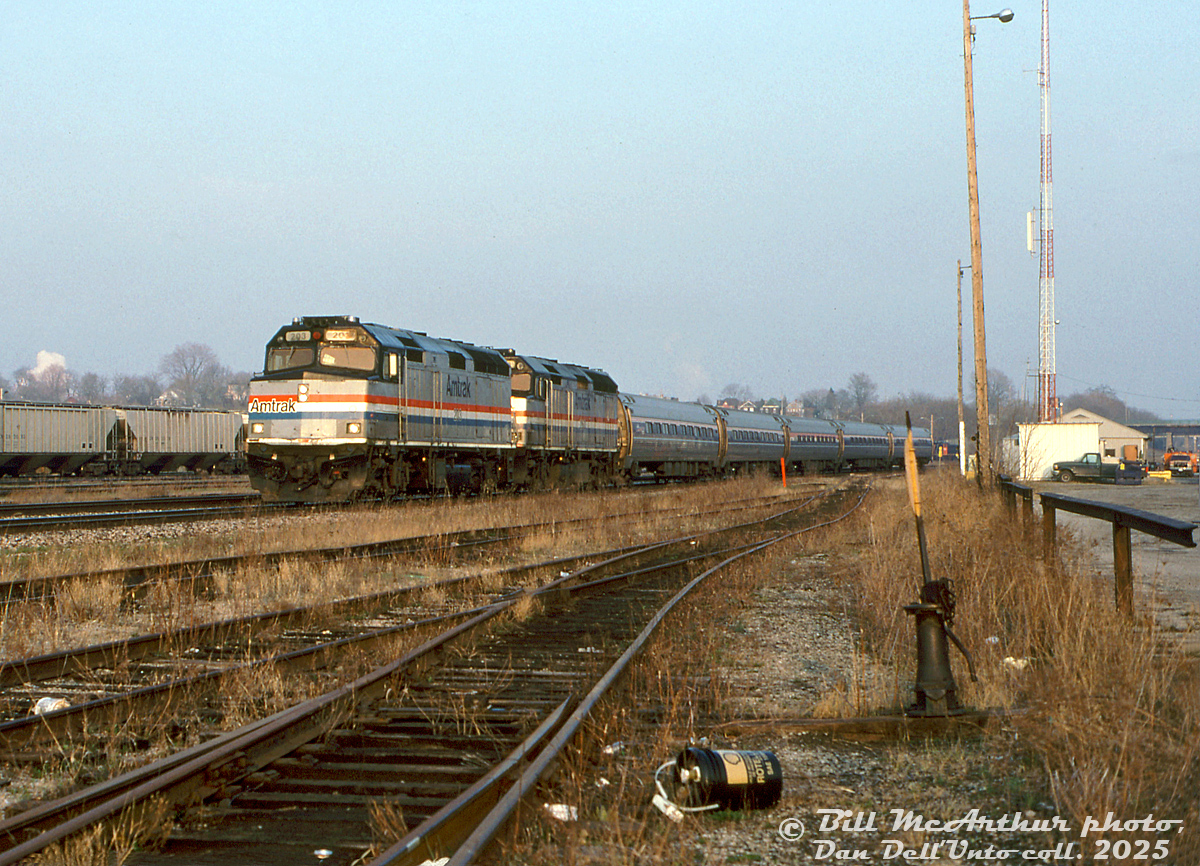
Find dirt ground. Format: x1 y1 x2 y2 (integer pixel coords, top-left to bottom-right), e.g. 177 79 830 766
1030 476 1200 647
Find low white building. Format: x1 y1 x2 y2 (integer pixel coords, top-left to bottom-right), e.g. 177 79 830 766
1015 409 1151 481
1057 408 1149 461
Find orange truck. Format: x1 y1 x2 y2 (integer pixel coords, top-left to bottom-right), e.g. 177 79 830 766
1162 451 1198 477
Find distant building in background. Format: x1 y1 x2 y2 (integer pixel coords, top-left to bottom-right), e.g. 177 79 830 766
1015 409 1150 480
1058 408 1149 461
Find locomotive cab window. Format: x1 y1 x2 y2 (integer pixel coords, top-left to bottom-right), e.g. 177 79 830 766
319 345 377 372
267 346 315 372
511 373 533 395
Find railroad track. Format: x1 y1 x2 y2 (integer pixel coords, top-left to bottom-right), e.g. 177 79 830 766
0 475 249 494
0 491 821 752
0 486 819 605
0 493 271 534
0 486 865 864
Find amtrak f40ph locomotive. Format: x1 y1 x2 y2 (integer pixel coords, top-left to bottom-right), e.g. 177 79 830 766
246 316 932 502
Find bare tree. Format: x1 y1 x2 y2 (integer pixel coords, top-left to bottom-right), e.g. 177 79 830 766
160 343 224 406
720 383 756 403
15 363 73 402
112 374 162 406
75 372 109 405
848 373 878 417
1059 385 1153 422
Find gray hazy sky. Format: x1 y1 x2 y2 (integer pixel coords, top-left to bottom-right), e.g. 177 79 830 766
3 2 1197 417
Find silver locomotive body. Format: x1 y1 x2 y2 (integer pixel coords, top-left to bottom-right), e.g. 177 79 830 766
504 352 621 488
246 315 935 501
247 316 513 501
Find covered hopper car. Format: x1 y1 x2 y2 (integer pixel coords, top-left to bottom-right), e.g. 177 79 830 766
0 401 246 477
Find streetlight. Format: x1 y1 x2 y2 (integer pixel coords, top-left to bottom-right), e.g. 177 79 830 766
962 3 1012 486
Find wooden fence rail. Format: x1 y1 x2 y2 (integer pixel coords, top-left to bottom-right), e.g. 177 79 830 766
998 476 1197 616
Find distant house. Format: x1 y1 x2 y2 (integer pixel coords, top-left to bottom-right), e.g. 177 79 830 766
759 398 783 415
1058 408 1149 461
716 397 741 410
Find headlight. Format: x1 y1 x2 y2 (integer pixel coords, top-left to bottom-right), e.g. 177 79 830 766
251 422 264 434
347 422 362 435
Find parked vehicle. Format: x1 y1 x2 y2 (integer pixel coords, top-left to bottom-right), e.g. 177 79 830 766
1161 451 1198 477
1051 452 1144 484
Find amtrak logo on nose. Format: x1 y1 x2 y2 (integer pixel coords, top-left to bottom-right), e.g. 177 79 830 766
249 398 297 414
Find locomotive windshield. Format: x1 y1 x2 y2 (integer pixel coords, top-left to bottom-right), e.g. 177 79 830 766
266 344 378 373
264 325 379 375
267 346 315 372
511 373 532 395
318 345 376 371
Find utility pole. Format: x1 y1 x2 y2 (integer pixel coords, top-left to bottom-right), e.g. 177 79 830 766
957 261 968 476
962 2 1012 485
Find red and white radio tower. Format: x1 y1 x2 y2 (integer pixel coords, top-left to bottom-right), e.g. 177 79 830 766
1036 0 1057 422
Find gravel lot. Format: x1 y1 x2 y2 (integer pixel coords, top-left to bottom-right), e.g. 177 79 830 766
672 480 1199 865
1031 476 1200 643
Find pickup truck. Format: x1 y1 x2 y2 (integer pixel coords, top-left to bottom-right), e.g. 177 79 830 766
1162 451 1198 477
1051 452 1144 484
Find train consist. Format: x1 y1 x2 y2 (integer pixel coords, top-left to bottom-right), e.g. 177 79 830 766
0 402 246 477
247 316 932 502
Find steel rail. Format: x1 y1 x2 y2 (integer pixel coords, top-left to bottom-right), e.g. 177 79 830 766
0 604 507 861
0 486 814 605
0 537 651 689
0 490 841 858
373 490 869 865
0 493 261 519
0 495 819 752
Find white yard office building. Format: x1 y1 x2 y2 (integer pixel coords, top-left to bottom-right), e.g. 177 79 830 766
1015 409 1150 481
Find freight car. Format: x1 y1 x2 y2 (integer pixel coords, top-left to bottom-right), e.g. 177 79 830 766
0 401 246 477
246 315 932 502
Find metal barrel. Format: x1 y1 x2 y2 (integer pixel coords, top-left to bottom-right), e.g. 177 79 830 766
675 747 783 811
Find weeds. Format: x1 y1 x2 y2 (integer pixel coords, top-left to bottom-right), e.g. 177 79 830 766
843 473 1200 859
493 472 1200 863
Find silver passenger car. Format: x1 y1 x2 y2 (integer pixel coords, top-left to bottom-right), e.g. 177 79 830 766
714 406 789 473
619 394 721 480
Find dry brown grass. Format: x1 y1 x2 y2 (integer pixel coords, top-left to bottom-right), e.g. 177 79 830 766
26 794 173 866
0 478 822 851
840 471 1200 858
490 471 1200 863
0 477 791 585
494 549 774 865
0 478 795 661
